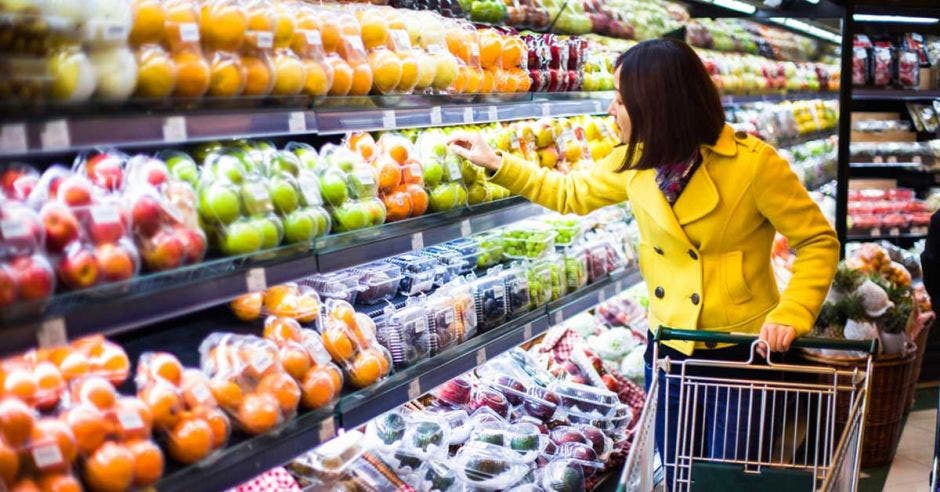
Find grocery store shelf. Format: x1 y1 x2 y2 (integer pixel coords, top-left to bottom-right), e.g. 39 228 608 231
776 130 837 149
0 197 543 358
720 92 837 106
852 89 940 102
148 266 641 492
846 231 927 242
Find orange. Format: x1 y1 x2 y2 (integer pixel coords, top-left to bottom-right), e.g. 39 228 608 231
199 1 247 52
95 345 131 386
164 0 200 50
141 384 182 430
451 65 468 93
243 55 274 96
349 133 376 160
172 49 210 97
273 6 295 49
0 438 18 485
245 4 274 33
110 397 154 441
11 479 39 492
4 370 37 403
382 191 412 222
236 393 280 435
135 45 178 99
279 345 312 381
130 0 167 46
516 70 531 92
320 13 359 54
501 37 524 69
31 418 77 467
167 418 212 464
72 336 105 357
263 284 298 316
478 30 501 69
397 51 418 93
348 63 373 96
299 367 335 409
302 59 331 97
327 56 353 96
209 379 243 410
180 372 214 409
375 158 402 191
75 377 117 410
127 439 163 486
403 183 428 216
347 351 383 388
63 405 107 455
330 303 357 330
263 316 302 343
464 67 482 94
230 292 262 322
353 313 376 344
367 49 402 95
272 52 306 96
150 353 183 386
37 473 81 492
84 442 134 492
385 141 409 165
400 161 423 185
480 69 495 93
208 52 247 97
195 407 229 449
357 10 389 50
256 373 300 415
325 364 343 391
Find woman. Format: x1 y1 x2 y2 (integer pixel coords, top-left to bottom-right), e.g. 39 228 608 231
449 38 839 487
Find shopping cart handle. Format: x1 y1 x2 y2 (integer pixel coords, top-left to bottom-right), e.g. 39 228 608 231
655 327 879 355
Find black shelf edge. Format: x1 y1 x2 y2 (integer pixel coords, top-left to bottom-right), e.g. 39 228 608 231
720 92 838 106
0 198 542 358
775 130 837 149
846 232 927 241
852 89 940 102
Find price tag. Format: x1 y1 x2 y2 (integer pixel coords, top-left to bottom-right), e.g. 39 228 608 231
487 106 498 122
247 182 269 201
430 106 442 126
475 347 487 365
447 161 461 181
90 205 120 225
553 311 564 325
541 103 551 118
492 284 505 299
889 228 901 237
411 232 424 250
444 309 455 325
179 22 200 42
250 352 273 375
463 107 474 123
615 280 623 293
246 267 267 292
471 44 480 59
40 120 69 151
118 409 145 431
254 31 274 49
163 116 187 143
598 290 607 304
1 217 29 239
0 124 27 154
523 322 533 340
289 112 306 133
460 219 471 237
887 155 898 164
413 318 427 334
102 21 129 41
304 30 322 47
593 100 603 113
190 384 213 405
318 417 336 442
407 378 421 399
390 30 412 50
37 318 67 348
382 110 396 129
31 444 64 470
913 155 923 165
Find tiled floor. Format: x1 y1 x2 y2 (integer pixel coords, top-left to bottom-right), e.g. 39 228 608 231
882 408 936 491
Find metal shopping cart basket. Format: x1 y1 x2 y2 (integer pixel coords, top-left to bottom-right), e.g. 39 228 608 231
618 328 878 492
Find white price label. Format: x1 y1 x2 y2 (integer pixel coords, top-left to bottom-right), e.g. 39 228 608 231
460 219 471 237
246 267 267 292
0 124 27 154
430 106 442 125
118 409 144 431
298 175 323 206
407 378 421 399
887 155 898 164
1 218 29 240
102 22 129 41
247 182 269 201
463 107 474 123
250 352 273 375
889 228 901 237
444 309 455 325
487 106 498 121
593 100 603 113
179 22 200 42
413 318 426 334
598 290 607 304
191 384 213 404
318 417 336 442
289 112 306 133
40 120 69 151
447 161 461 181
391 30 412 50
541 103 551 118
615 280 623 293
304 30 322 47
346 36 365 53
37 318 67 348
475 347 486 365
492 285 505 298
471 44 480 58
411 232 424 250
163 116 187 143
523 323 533 340
90 205 120 225
355 171 375 186
382 110 396 129
870 228 881 237
254 31 274 49
31 443 64 470
553 311 564 325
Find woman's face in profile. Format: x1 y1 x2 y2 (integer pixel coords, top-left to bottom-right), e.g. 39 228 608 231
608 66 631 144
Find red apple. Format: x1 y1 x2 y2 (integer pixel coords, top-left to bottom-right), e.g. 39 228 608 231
175 226 206 264
58 176 93 207
141 159 169 187
58 246 99 289
1 168 24 194
131 195 163 237
40 203 80 254
10 254 55 300
94 243 135 281
1 207 43 254
86 153 124 191
0 264 17 306
87 205 125 245
141 229 184 271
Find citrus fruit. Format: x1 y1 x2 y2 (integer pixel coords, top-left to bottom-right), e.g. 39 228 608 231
357 10 389 50
10 479 39 492
397 51 418 93
199 1 247 52
367 49 402 94
464 66 483 93
135 45 178 98
230 292 263 322
327 56 353 96
325 364 343 390
413 50 435 90
63 405 107 455
331 303 357 330
127 439 163 486
236 393 280 435
207 52 246 97
273 6 296 49
321 323 354 362
167 418 212 464
375 158 402 190
431 51 458 90
478 30 501 69
110 397 154 441
84 442 134 492
164 0 200 49
31 418 77 468
150 353 183 386
383 191 412 222
349 63 373 96
95 345 130 386
263 316 302 343
451 65 468 93
480 69 495 93
403 183 429 216
242 55 274 96
302 59 331 96
257 373 300 415
0 438 18 485
300 367 336 409
75 377 117 410
3 369 37 403
501 37 524 69
141 383 182 430
196 407 229 448
209 379 243 410
320 13 359 54
272 51 307 95
279 345 312 381
171 49 210 97
37 474 81 492
130 0 167 46
349 133 376 160
347 350 383 388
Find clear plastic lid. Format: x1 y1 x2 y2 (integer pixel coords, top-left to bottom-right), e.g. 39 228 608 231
302 271 362 305
526 259 554 309
442 237 480 274
504 422 549 463
422 245 466 286
291 430 366 481
548 381 620 418
472 231 504 268
470 274 508 331
388 254 438 295
418 460 461 492
563 245 589 291
425 295 460 355
351 262 403 305
552 443 604 476
501 221 557 259
570 424 613 461
366 409 409 450
494 381 559 422
403 413 451 459
377 305 431 369
454 441 530 490
542 214 584 247
500 265 531 318
431 408 472 445
434 375 473 407
470 385 511 419
540 459 586 492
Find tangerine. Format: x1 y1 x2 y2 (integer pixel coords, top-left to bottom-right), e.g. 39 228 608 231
279 345 312 381
357 10 389 51
38 473 82 492
256 373 300 415
272 52 306 96
31 418 77 468
230 292 263 322
348 63 373 96
127 439 163 486
94 345 130 386
130 0 167 46
149 353 183 386
404 183 428 216
3 370 36 403
63 405 107 455
11 478 39 492
464 67 483 94
167 418 212 464
242 55 274 96
110 397 154 441
327 56 353 96
196 407 229 449
135 45 178 98
199 1 247 52
263 316 302 343
347 351 383 388
397 51 418 93
352 313 376 345
320 13 359 54
84 441 134 492
348 133 376 160
263 284 299 316
209 379 243 410
375 158 402 191
75 377 116 410
236 393 280 435
171 49 211 97
382 191 412 222
273 6 296 50
478 30 501 69
480 69 496 93
141 383 182 430
367 49 401 95
325 364 343 390
208 51 246 97
451 65 468 93
164 0 200 50
180 372 215 409
302 59 331 97
72 336 105 357
0 438 18 485
245 5 274 33
299 367 335 409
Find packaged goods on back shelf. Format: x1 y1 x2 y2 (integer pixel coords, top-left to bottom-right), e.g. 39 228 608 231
848 188 932 237
727 98 838 144
853 33 931 89
779 137 837 192
852 120 913 132
850 140 940 166
686 18 822 63
906 101 940 133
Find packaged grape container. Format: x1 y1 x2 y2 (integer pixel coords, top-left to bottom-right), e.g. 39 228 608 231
525 258 553 309
261 317 344 410
469 272 508 332
499 264 531 318
501 220 556 259
319 299 393 388
388 253 438 296
471 231 504 269
424 294 461 355
421 245 467 286
302 271 363 305
453 440 529 490
442 237 480 274
199 333 301 434
542 214 584 247
350 262 403 305
376 303 431 369
563 245 589 291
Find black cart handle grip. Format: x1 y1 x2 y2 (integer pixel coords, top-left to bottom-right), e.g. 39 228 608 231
656 327 879 355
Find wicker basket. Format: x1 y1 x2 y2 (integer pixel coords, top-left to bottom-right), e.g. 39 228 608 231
800 346 917 468
905 313 935 410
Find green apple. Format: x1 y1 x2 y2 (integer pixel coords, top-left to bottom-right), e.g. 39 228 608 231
269 150 301 176
422 160 444 188
431 142 447 158
291 143 319 169
467 182 491 205
198 184 241 224
363 198 386 226
332 203 369 232
461 160 481 185
240 180 274 216
269 176 300 215
319 170 348 206
212 154 247 184
48 47 96 102
165 153 199 186
454 183 468 206
347 168 377 199
221 220 263 256
429 184 458 212
254 215 283 249
311 207 331 236
283 208 316 244
193 142 223 163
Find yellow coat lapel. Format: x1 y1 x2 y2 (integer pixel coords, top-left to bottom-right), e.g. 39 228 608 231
627 169 690 244
673 157 719 226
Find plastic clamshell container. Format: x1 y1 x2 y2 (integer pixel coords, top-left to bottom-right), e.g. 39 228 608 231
541 459 587 491
352 262 403 305
552 443 605 476
422 245 467 286
584 243 610 283
548 381 620 418
303 271 361 304
290 430 366 482
454 441 530 490
433 408 472 445
501 221 557 259
418 460 462 492
500 265 531 318
378 305 431 369
403 413 451 459
526 259 554 309
473 231 504 268
543 214 584 246
543 253 568 301
366 410 409 450
504 422 549 463
389 254 438 295
425 296 460 355
563 246 589 292
470 386 512 419
489 379 558 422
442 237 480 274
435 375 473 407
471 275 508 331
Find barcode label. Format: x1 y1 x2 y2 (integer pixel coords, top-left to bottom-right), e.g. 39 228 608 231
413 318 426 334
492 285 505 298
298 175 323 206
304 30 322 46
391 30 412 50
250 352 273 375
448 161 461 181
0 124 27 154
523 323 533 340
318 417 335 442
41 120 69 151
179 23 200 42
191 384 212 404
444 309 455 325
475 348 486 365
32 444 64 469
163 116 187 143
254 31 274 49
289 112 306 133
247 182 269 200
102 22 129 41
355 171 375 186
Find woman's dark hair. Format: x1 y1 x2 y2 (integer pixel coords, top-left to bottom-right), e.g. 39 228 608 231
614 38 725 171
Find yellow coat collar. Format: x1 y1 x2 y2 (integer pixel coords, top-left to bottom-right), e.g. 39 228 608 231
702 124 738 158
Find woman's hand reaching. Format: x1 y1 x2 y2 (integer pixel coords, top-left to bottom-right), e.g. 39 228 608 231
447 132 502 172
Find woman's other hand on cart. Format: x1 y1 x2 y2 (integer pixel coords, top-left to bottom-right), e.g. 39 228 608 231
757 323 797 358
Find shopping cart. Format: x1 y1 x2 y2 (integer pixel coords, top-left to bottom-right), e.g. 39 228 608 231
618 328 878 492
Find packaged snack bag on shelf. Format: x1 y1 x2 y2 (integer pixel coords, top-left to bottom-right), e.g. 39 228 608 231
319 300 393 388
136 352 229 465
261 317 344 410
199 333 300 435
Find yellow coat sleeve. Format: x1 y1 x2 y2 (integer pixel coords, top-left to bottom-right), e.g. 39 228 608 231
753 146 840 336
488 146 629 216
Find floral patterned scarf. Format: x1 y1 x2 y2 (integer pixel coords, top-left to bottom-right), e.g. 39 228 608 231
656 153 703 205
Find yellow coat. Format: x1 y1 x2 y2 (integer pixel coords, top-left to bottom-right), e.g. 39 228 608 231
490 124 840 355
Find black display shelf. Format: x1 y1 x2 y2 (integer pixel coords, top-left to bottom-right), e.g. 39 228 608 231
720 92 837 106
852 89 940 102
0 197 544 358
775 130 837 149
846 232 927 242
146 266 641 492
